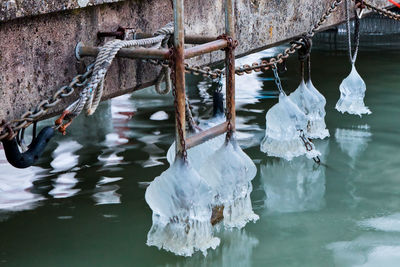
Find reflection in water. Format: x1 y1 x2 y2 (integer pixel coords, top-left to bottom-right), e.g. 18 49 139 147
328 213 400 267
335 125 372 207
51 140 82 172
48 172 80 199
335 125 372 166
0 150 45 212
261 141 328 213
93 185 121 205
165 230 259 267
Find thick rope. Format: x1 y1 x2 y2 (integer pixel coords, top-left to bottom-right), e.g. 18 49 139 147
65 23 174 120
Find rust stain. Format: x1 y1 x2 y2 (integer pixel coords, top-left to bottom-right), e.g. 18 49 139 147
269 25 273 39
210 205 224 225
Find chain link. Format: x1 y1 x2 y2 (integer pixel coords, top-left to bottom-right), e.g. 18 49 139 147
299 130 321 164
181 0 344 78
362 0 400 21
0 63 94 141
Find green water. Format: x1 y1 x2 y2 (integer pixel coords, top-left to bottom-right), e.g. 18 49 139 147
1 37 400 267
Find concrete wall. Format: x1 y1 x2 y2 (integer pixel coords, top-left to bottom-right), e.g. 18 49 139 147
0 0 389 122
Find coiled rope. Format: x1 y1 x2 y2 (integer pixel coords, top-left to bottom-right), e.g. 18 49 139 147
62 23 174 122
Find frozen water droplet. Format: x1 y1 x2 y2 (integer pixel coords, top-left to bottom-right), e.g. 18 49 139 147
336 64 371 116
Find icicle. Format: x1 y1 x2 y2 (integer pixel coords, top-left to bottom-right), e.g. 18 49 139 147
336 64 371 116
336 0 371 116
200 136 259 229
261 92 320 161
145 158 220 256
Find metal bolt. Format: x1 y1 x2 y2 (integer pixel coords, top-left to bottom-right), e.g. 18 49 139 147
97 26 126 40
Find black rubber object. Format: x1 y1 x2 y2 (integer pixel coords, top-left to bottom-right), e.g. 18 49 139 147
1 126 55 169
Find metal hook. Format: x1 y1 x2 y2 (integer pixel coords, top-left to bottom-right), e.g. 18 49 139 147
1 126 55 169
16 122 37 152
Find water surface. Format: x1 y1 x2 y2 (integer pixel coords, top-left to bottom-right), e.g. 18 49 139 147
0 33 400 267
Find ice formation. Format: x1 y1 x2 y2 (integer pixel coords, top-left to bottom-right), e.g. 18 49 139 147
260 92 320 161
336 64 371 116
145 158 220 256
289 79 329 139
166 115 226 169
306 80 330 139
200 137 259 228
168 133 258 229
148 90 258 256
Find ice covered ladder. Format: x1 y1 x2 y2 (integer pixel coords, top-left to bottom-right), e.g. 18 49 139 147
171 0 236 158
76 0 237 158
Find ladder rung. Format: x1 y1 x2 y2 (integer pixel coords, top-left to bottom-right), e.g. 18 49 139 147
186 121 228 149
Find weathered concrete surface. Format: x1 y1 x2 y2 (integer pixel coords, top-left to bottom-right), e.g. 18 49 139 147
0 0 390 123
0 0 125 22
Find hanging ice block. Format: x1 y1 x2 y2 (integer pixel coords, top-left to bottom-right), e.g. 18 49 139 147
200 137 259 229
167 133 225 170
261 93 320 161
289 80 329 140
306 80 330 139
145 158 220 256
336 64 371 116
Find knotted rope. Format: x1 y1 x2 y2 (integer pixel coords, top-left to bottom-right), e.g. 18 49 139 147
56 23 174 134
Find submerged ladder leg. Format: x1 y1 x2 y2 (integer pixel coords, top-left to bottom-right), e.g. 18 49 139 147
225 0 236 138
173 0 187 159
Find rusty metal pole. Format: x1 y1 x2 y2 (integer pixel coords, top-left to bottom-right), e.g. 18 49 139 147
173 0 186 158
225 0 236 135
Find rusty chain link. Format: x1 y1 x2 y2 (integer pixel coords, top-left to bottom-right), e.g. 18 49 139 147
169 0 345 78
0 63 94 141
360 0 400 20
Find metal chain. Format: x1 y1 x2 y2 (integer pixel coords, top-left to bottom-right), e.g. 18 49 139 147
346 0 361 64
1 0 344 141
171 0 344 78
299 130 321 164
272 65 286 95
0 63 94 141
361 0 400 21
